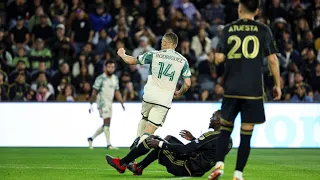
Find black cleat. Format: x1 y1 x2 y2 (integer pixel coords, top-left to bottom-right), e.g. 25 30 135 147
127 163 143 176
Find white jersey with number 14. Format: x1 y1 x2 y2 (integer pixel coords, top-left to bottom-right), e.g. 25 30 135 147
137 49 191 108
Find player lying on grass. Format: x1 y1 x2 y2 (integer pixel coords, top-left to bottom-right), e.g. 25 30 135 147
106 110 233 177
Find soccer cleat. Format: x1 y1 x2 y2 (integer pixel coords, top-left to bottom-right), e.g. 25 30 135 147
208 165 224 180
105 154 127 173
107 145 119 150
127 163 143 176
232 178 244 180
87 138 93 149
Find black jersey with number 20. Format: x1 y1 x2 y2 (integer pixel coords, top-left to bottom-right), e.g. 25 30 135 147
218 19 277 98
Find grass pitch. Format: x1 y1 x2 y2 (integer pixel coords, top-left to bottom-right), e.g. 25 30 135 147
0 148 319 180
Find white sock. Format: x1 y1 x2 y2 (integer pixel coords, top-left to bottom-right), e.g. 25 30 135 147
136 119 147 137
92 126 103 139
137 134 149 146
215 161 224 169
234 170 243 179
103 126 111 146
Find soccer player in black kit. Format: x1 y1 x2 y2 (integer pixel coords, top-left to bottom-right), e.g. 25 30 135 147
127 110 233 177
208 0 281 180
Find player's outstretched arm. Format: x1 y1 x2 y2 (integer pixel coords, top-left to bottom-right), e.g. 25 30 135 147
179 130 196 141
117 48 138 65
115 90 125 111
174 78 191 99
267 54 281 100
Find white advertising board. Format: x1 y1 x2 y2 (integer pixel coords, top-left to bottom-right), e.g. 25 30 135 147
0 103 319 148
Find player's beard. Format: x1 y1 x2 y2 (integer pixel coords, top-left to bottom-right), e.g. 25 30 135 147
106 71 113 76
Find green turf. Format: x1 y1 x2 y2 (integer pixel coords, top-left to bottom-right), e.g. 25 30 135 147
0 148 319 180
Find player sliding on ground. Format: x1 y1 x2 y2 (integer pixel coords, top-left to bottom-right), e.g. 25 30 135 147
87 60 125 150
208 0 281 180
106 32 192 173
126 110 233 177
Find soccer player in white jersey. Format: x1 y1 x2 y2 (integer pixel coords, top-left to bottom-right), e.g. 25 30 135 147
87 60 125 150
106 32 192 173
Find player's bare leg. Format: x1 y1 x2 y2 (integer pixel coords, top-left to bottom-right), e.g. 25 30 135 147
232 123 254 180
103 118 118 149
208 119 234 180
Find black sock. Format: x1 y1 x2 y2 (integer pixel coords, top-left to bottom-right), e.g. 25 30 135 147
235 130 252 172
120 138 150 166
129 137 140 150
137 149 159 169
216 128 232 162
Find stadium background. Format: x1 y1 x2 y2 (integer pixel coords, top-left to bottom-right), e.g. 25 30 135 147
1 0 320 180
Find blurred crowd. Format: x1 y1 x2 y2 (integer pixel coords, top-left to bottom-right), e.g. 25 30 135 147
0 0 319 102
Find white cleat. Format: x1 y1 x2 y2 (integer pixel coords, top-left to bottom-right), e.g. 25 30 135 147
107 145 119 150
88 138 93 149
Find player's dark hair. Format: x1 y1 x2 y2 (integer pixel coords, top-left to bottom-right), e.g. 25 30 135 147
240 0 260 13
105 60 115 66
164 32 178 46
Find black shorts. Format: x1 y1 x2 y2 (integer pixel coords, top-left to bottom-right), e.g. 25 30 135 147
158 136 191 176
221 97 266 124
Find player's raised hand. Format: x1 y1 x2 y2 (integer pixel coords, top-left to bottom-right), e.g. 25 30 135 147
273 86 282 101
146 138 160 148
179 130 194 141
117 48 126 58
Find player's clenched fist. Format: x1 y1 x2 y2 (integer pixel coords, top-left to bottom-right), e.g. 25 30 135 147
117 48 126 58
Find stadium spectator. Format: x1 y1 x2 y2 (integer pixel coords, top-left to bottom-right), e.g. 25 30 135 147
6 0 28 29
27 0 49 18
23 89 36 101
280 40 302 71
72 53 94 78
35 84 55 101
201 0 225 33
71 8 94 53
191 29 211 57
49 0 69 26
291 72 313 97
92 29 112 56
293 17 310 44
0 43 14 72
173 16 192 41
224 0 239 24
172 0 200 23
132 36 155 82
0 71 9 101
51 62 72 92
150 7 168 40
146 0 162 26
9 60 31 84
211 25 224 52
201 83 224 102
301 49 319 82
280 76 291 101
273 17 288 41
298 30 315 53
119 72 138 101
184 75 201 101
28 6 52 32
89 3 112 32
129 0 145 22
128 65 142 92
109 0 123 23
310 63 320 93
0 16 9 42
266 0 288 21
177 38 197 68
290 84 313 102
31 14 54 44
12 47 30 69
68 0 85 16
56 84 75 102
72 65 93 92
109 16 131 39
29 38 52 71
9 73 29 101
31 61 51 82
10 16 30 53
198 52 217 86
31 72 55 96
133 16 156 46
48 24 74 68
77 81 91 101
110 29 134 52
